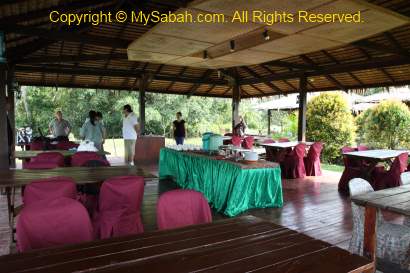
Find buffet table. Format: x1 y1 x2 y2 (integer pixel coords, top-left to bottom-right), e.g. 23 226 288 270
159 148 283 216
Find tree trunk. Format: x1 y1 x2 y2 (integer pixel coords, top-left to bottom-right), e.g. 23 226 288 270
21 86 32 125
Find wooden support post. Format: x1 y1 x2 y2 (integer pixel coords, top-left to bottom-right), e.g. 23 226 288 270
0 66 9 169
297 76 307 142
267 109 272 135
232 83 240 132
7 67 15 168
139 76 147 136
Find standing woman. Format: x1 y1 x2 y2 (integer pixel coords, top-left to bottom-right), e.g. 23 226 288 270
173 112 186 145
80 111 104 151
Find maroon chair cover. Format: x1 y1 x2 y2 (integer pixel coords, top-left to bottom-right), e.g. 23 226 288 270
23 176 77 206
304 142 323 176
24 162 60 170
71 152 110 167
157 189 212 230
338 146 363 194
94 176 145 239
242 136 254 149
231 135 242 147
371 152 408 190
16 197 93 252
281 143 306 179
357 145 369 151
56 141 79 150
29 141 44 151
278 138 290 143
30 152 65 167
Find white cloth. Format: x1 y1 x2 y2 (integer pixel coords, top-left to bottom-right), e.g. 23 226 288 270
77 140 98 152
122 112 139 140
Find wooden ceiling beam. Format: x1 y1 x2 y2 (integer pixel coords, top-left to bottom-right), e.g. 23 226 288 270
241 66 282 93
300 55 347 91
166 67 187 92
18 53 127 64
0 0 110 25
186 69 213 96
263 60 316 71
240 56 409 85
320 50 364 86
261 64 297 91
353 39 410 58
14 65 227 85
1 24 130 48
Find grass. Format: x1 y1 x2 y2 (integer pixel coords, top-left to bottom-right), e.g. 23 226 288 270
321 163 344 173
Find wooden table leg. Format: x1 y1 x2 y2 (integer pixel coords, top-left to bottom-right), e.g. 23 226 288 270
363 206 377 273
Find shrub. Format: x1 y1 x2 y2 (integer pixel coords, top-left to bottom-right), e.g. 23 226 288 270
358 100 410 149
355 108 372 144
306 92 355 163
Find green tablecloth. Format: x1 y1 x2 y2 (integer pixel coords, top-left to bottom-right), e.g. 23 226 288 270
159 148 283 216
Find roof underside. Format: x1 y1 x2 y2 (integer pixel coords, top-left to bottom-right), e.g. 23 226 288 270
1 0 410 98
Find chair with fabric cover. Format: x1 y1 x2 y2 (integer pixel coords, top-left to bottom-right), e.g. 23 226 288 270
338 146 363 194
304 142 323 176
371 153 408 190
157 189 212 230
56 141 79 150
30 152 65 167
28 141 44 151
231 135 242 147
94 176 145 239
357 145 369 151
281 143 306 179
24 162 60 170
263 139 275 161
242 136 254 149
23 176 77 206
348 178 410 267
278 138 290 143
71 151 110 167
16 197 93 252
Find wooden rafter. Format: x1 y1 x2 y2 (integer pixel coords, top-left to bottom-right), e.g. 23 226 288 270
241 66 283 93
186 69 213 96
240 55 408 85
300 55 347 91
260 64 297 91
320 50 364 86
166 67 187 92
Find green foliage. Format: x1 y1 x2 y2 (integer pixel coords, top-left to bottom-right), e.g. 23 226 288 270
357 100 410 149
306 92 355 163
15 86 266 139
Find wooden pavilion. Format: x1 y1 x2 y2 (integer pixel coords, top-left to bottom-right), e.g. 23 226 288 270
0 0 409 170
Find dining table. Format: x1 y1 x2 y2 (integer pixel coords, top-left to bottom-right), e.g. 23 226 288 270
351 185 410 272
0 166 157 240
0 215 373 273
159 148 283 216
261 141 314 162
14 150 110 160
343 149 409 180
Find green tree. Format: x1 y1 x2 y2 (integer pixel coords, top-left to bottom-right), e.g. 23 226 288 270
359 100 410 149
306 92 355 163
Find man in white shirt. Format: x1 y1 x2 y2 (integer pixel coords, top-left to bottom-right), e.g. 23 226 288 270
122 104 140 165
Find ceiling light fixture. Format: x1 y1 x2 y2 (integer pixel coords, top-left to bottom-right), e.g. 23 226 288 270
230 40 235 52
263 30 270 41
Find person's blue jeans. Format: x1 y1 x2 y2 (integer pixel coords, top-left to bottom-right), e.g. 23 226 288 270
175 137 184 145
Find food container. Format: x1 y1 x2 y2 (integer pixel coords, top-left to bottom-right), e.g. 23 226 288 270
243 151 259 162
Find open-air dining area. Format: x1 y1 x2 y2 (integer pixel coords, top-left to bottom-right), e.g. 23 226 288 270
0 0 410 272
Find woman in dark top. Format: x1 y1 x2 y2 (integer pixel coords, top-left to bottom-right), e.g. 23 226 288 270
173 112 185 145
